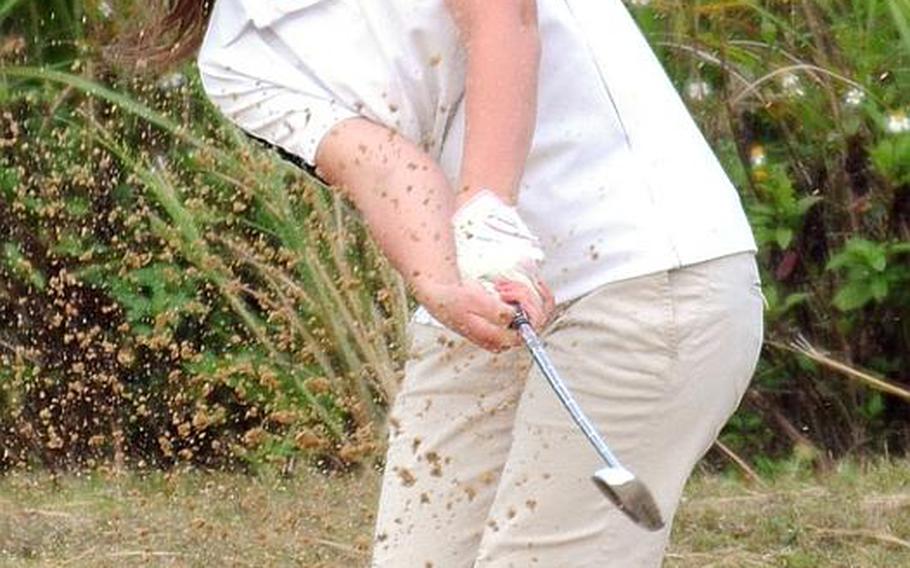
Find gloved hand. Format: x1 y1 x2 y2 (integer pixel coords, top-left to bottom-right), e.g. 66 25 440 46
411 190 554 336
453 190 543 289
452 189 553 328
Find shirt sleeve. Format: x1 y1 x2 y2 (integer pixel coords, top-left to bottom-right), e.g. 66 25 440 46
201 69 359 167
198 0 373 166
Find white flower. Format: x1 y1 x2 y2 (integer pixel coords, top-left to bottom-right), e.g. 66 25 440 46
685 80 712 102
780 73 805 98
844 87 866 107
844 87 865 106
626 0 651 6
157 72 187 91
886 111 910 134
750 145 767 167
98 0 113 19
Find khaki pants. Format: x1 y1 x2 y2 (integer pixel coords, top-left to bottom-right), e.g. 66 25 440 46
371 252 763 567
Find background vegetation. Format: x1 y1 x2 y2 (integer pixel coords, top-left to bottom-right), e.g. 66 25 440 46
637 0 910 474
0 0 908 478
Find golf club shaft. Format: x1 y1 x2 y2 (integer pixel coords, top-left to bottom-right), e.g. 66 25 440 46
513 314 623 470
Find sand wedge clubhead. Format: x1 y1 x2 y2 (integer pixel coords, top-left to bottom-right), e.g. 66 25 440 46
511 308 665 531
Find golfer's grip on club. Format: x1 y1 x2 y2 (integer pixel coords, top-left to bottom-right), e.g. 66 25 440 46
454 190 554 334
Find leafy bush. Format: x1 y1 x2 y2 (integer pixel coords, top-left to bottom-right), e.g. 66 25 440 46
631 0 910 463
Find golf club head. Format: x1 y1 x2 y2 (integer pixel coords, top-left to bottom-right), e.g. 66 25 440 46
593 466 665 532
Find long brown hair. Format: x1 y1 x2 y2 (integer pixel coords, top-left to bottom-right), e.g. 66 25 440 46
113 0 214 71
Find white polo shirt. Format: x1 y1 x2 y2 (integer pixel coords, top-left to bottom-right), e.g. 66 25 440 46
198 0 757 304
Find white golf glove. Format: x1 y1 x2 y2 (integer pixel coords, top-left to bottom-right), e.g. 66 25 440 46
452 189 545 298
411 189 545 327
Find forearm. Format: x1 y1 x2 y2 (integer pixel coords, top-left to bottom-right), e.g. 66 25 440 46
447 0 541 206
314 117 460 303
314 117 533 348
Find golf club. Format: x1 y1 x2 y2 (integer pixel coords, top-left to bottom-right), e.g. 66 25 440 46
511 308 665 531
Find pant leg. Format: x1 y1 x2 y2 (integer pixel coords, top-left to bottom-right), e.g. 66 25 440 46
371 321 531 567
474 252 763 567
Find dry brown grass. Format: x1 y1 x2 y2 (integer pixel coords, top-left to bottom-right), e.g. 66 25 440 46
667 459 910 567
0 465 379 567
0 459 908 567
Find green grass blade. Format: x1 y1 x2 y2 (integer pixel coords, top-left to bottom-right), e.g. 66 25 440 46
0 0 26 22
0 65 212 151
887 0 910 53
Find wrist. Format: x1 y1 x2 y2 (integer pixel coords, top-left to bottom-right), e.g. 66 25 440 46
454 185 514 211
452 189 538 250
452 188 516 230
410 273 460 307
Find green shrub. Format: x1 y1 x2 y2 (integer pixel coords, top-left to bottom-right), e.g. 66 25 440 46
630 0 910 463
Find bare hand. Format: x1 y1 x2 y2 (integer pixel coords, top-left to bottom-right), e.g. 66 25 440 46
418 276 556 352
418 280 522 352
494 276 556 332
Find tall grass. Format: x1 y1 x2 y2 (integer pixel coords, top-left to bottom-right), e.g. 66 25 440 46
0 13 408 469
0 0 907 473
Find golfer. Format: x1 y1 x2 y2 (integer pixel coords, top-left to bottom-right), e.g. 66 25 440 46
177 0 761 565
